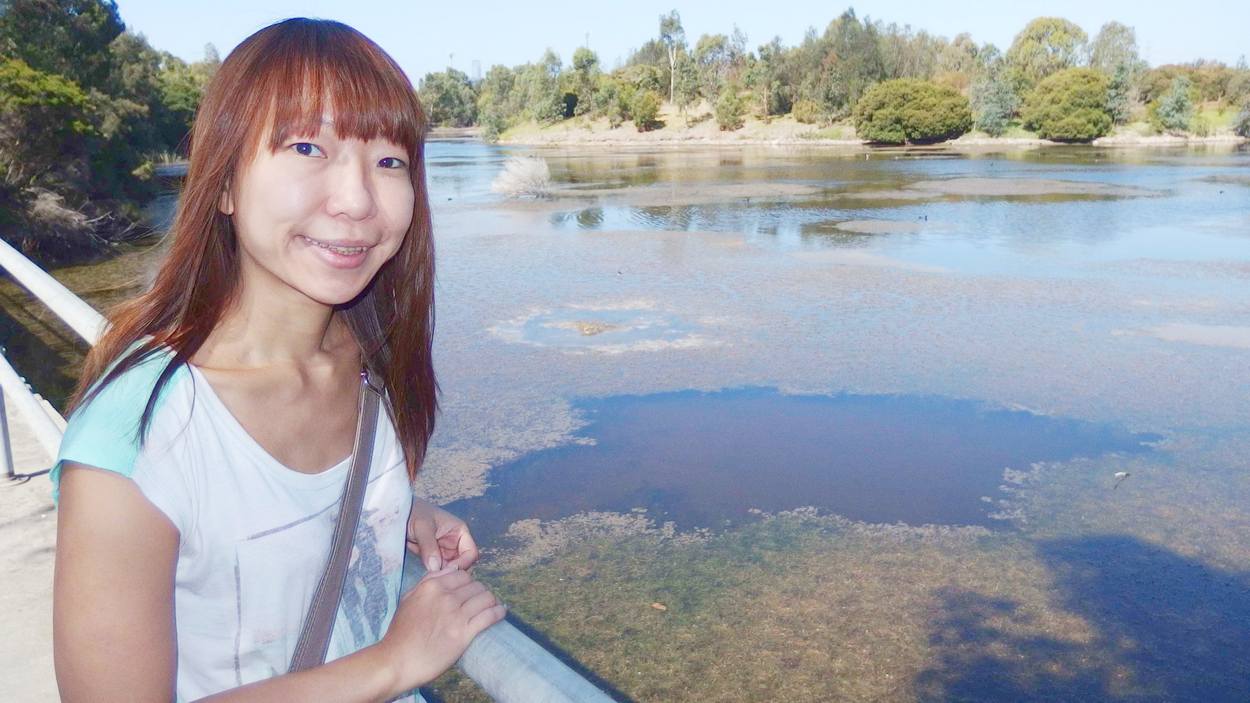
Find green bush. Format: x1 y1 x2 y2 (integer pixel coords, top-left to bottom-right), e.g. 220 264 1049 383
629 90 662 132
1021 68 1113 142
852 79 972 144
791 99 823 125
715 88 745 131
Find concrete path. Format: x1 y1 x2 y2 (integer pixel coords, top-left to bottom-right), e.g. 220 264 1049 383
1 398 61 701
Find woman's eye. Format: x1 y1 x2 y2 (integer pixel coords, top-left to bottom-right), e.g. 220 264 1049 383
291 142 324 157
379 156 408 170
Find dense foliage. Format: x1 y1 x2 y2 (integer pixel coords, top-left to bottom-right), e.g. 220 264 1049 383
418 68 477 127
0 0 217 258
853 79 971 144
1021 68 1112 142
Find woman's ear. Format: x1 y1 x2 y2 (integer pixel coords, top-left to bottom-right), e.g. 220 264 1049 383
218 182 235 215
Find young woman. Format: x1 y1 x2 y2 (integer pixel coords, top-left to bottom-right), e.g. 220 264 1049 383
51 18 505 702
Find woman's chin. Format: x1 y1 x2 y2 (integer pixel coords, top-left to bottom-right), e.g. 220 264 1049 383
294 275 376 308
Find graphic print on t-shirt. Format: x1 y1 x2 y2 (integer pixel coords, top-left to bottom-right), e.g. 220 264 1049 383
233 479 407 683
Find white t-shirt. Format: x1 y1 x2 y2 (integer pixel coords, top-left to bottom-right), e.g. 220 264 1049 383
53 347 422 702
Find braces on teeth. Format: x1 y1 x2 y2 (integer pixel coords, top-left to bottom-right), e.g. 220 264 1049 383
303 236 367 255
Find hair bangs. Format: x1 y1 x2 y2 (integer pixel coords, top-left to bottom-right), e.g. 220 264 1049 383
249 21 427 162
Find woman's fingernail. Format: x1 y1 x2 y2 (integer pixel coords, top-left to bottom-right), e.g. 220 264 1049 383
427 556 441 571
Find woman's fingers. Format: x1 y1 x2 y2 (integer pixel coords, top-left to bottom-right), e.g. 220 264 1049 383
409 517 443 572
440 528 480 569
459 588 498 616
465 604 508 634
419 565 470 591
452 580 488 607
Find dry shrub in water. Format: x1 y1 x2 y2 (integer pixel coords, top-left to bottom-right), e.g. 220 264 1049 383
490 156 552 198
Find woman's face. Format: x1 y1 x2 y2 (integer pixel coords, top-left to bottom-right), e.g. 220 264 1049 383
220 114 415 308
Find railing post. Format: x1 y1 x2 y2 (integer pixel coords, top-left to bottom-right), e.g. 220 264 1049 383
0 386 13 479
0 352 65 460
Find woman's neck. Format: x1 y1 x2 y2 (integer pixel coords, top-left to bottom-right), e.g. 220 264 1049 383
193 274 357 371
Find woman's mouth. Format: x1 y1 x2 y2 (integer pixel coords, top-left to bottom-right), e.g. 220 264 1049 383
297 234 372 268
298 234 370 256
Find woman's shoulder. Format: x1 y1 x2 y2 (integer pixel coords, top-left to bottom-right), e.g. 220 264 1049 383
52 343 192 497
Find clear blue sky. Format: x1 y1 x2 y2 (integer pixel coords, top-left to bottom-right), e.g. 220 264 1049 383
115 0 1246 81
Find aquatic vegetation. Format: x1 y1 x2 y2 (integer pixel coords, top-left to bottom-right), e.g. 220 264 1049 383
490 156 553 198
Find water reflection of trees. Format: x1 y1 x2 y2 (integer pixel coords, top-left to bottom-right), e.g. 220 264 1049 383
917 536 1250 702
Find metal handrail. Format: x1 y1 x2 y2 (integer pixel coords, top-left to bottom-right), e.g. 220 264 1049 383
0 353 64 458
0 238 615 702
0 238 106 345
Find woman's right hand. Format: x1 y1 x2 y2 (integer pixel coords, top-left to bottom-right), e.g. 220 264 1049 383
372 565 507 693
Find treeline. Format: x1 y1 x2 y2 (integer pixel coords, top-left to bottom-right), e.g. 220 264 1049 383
0 0 217 260
418 10 1250 144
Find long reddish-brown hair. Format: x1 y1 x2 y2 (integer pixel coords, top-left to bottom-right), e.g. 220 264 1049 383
70 18 437 480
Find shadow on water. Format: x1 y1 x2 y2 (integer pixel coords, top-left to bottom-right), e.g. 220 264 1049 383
448 388 1159 547
917 535 1250 702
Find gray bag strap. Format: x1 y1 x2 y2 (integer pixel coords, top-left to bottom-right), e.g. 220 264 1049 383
289 369 382 672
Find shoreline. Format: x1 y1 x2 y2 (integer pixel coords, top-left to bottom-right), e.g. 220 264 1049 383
499 132 1247 148
443 113 1247 149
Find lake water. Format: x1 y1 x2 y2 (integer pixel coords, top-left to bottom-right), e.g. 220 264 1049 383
4 140 1249 702
448 387 1158 543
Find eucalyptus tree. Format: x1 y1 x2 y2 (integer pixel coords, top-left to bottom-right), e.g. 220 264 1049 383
568 47 601 115
659 10 686 103
1089 22 1144 77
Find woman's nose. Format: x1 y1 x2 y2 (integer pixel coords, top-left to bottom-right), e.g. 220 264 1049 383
324 159 377 221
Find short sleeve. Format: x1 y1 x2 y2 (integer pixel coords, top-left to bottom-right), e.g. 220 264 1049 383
50 347 184 503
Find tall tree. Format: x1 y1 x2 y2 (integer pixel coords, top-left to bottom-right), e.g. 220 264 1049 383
1089 22 1143 76
659 10 685 103
1005 17 1088 95
749 36 791 116
937 33 979 76
672 50 699 116
568 46 601 116
813 8 884 117
693 34 730 102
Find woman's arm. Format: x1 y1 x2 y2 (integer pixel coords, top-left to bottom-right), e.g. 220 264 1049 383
53 463 179 702
54 463 505 703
